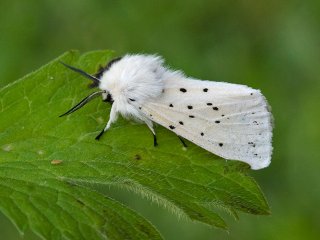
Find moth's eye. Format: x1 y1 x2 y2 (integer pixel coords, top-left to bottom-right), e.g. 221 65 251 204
103 93 113 103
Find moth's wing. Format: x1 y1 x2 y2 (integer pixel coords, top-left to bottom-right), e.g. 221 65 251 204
140 77 273 170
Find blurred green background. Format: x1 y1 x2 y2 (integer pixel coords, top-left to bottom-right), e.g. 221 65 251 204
1 0 319 239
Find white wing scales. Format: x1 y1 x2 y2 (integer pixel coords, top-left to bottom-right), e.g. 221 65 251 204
140 77 273 170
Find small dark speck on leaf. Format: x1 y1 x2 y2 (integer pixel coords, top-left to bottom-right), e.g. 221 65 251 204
195 212 204 218
134 154 141 160
66 181 77 187
223 166 230 174
77 199 85 206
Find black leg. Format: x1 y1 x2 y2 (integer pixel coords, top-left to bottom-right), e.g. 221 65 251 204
153 134 158 147
95 129 105 140
177 135 187 147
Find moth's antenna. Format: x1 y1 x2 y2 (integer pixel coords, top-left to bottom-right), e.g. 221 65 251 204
59 61 100 87
59 91 105 117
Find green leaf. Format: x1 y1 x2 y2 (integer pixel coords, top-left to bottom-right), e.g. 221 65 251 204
0 50 270 239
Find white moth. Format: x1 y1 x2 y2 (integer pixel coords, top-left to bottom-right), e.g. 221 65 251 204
60 54 273 170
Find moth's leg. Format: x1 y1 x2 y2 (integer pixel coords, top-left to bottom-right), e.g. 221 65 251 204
152 133 158 147
177 135 187 148
95 105 118 140
145 120 158 147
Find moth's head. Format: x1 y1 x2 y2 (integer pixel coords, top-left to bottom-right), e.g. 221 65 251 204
59 57 122 117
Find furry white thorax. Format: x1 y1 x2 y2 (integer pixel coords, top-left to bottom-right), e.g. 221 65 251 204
99 54 183 123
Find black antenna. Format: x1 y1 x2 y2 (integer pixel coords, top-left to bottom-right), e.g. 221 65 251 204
59 61 100 87
59 91 105 117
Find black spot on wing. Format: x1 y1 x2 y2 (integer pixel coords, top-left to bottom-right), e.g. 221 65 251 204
219 143 223 147
187 105 193 109
169 125 175 129
213 107 219 111
203 88 208 92
189 115 195 118
169 103 173 107
180 88 187 93
179 121 184 125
